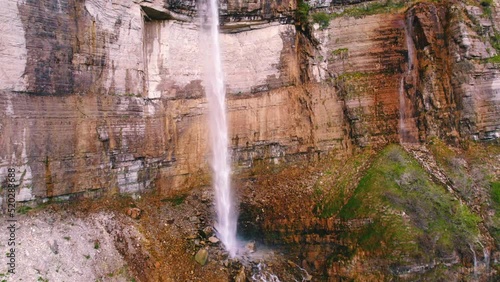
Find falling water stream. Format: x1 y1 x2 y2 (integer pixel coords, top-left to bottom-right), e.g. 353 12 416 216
202 0 238 257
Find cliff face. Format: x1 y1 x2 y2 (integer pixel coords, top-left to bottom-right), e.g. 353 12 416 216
0 0 499 202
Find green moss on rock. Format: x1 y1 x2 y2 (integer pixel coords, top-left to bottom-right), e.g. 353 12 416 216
337 145 480 263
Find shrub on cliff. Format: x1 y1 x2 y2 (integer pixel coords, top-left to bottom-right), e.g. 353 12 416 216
295 0 310 27
311 12 331 30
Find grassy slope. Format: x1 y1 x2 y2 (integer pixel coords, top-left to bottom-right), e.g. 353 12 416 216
318 145 482 275
429 139 500 251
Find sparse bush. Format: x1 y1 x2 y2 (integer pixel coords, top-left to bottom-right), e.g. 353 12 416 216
161 194 187 206
17 206 32 214
387 147 405 163
492 181 500 207
487 55 500 63
480 0 493 7
330 0 405 19
296 0 310 26
491 33 500 51
311 12 331 29
396 170 423 191
480 0 493 17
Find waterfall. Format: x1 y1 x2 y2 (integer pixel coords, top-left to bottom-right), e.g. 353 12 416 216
201 0 239 257
469 243 478 276
398 75 409 143
251 263 282 282
478 241 490 274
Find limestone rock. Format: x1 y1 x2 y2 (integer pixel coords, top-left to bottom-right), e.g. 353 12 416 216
208 236 220 244
201 226 214 238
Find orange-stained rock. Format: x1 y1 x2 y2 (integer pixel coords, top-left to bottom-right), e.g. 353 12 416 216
127 208 142 219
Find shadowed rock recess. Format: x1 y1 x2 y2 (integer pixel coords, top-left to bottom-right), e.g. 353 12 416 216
1 0 500 280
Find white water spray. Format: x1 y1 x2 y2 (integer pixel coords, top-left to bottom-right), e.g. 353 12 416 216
251 263 282 282
201 0 238 257
469 243 478 276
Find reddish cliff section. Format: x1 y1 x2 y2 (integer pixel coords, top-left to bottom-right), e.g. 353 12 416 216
309 12 407 146
0 0 499 201
404 2 500 142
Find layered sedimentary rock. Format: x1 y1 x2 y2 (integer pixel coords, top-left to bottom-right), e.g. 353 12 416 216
0 0 499 202
310 13 407 146
403 2 500 142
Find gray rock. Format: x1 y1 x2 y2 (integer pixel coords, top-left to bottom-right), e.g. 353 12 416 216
201 191 212 203
195 248 208 266
208 236 219 244
201 226 214 237
48 240 59 254
245 241 255 253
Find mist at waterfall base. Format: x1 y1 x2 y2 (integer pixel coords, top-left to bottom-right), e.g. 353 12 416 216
199 0 239 257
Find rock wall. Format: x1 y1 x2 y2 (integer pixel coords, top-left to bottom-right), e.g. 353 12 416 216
143 21 297 98
404 2 500 142
309 12 406 146
1 0 499 202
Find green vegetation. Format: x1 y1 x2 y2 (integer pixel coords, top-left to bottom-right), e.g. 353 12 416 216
484 32 500 62
295 0 406 30
492 209 500 250
492 181 500 208
17 205 32 214
311 12 331 29
161 194 187 206
490 33 500 53
332 72 386 99
486 55 500 64
330 0 406 19
335 145 480 261
296 0 310 27
336 71 371 80
295 0 406 31
480 0 493 17
313 149 374 218
331 48 348 57
429 139 476 201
